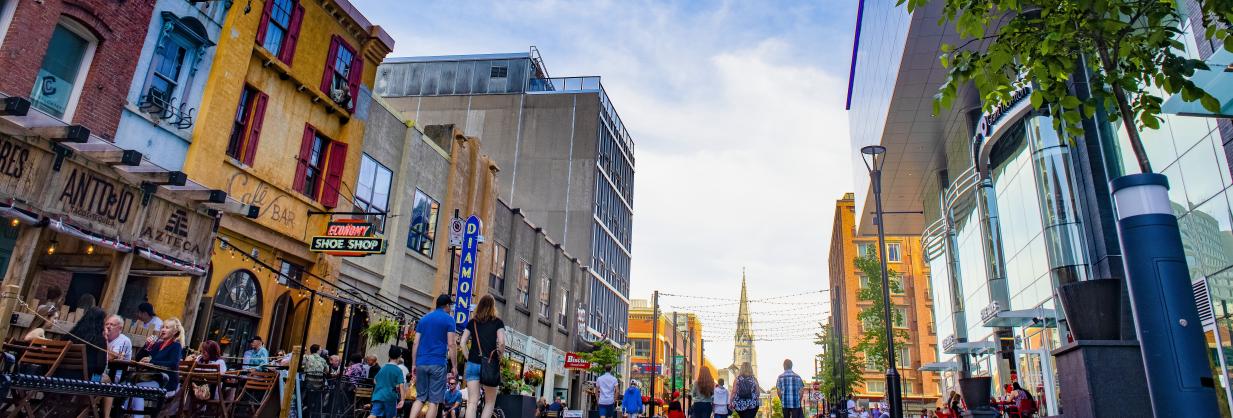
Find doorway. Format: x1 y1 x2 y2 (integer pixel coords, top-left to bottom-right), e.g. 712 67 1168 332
1014 349 1058 416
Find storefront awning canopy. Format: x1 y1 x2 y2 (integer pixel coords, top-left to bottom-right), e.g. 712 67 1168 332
982 308 1057 328
1162 49 1233 118
919 362 962 372
944 341 996 355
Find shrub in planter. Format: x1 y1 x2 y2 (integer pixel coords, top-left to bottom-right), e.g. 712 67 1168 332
360 319 400 346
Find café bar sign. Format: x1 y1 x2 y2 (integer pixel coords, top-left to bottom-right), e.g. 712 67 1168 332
310 219 385 256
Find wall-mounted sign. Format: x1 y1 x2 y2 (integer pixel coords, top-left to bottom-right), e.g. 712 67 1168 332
942 335 958 353
981 301 1003 324
564 352 591 370
310 219 385 256
448 216 464 248
453 215 481 327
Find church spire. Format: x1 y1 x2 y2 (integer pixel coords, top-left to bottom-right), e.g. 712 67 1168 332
736 269 752 339
729 267 757 378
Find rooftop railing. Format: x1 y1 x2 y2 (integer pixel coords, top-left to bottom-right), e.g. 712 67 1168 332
527 76 635 158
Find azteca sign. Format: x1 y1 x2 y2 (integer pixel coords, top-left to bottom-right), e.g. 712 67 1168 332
309 219 385 256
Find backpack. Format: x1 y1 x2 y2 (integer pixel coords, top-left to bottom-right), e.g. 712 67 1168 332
735 377 756 399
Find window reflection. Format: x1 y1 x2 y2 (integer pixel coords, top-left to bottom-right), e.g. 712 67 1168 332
1179 137 1229 207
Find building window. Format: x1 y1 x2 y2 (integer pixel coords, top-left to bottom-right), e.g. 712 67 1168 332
256 0 303 62
139 14 212 128
490 244 507 292
277 259 304 287
321 36 360 110
0 0 15 48
632 339 651 357
857 243 871 257
859 274 870 289
887 243 902 262
293 127 347 207
558 286 568 326
866 380 886 393
490 65 507 78
517 260 531 307
538 276 551 317
894 306 908 328
897 347 911 368
225 86 267 165
407 190 440 258
354 154 392 230
30 20 97 120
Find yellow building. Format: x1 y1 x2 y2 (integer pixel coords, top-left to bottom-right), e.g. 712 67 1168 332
828 193 940 411
628 300 705 402
155 0 394 358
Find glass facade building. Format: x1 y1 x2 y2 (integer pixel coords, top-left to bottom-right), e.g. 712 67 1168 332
848 0 1233 414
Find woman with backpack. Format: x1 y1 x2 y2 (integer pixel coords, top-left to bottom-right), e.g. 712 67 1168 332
730 363 761 418
622 380 644 418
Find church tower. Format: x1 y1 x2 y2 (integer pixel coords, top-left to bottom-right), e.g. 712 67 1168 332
729 269 758 377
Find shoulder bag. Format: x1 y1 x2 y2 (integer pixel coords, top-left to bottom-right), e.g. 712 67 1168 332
473 321 503 387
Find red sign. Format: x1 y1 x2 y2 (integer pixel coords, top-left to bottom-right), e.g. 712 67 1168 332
326 221 372 236
564 352 591 370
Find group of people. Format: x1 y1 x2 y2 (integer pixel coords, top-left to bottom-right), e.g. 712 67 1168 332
590 359 807 418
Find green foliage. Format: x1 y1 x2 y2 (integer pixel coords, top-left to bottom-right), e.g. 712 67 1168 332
814 324 863 401
580 341 624 378
771 396 784 418
500 357 535 395
360 318 400 346
853 250 910 372
899 0 1233 172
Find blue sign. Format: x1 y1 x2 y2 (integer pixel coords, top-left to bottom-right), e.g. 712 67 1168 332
454 215 482 328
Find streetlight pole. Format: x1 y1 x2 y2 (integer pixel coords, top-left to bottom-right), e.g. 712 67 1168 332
862 145 902 418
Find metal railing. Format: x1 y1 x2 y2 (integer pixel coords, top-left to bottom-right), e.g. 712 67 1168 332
137 90 196 129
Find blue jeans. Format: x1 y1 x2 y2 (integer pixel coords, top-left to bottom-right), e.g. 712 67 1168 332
464 362 482 382
598 403 616 418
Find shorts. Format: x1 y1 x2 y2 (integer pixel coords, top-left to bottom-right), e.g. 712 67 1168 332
598 403 616 417
465 362 482 382
415 364 448 403
371 400 398 418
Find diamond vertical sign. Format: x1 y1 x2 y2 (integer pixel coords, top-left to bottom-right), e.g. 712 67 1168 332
453 215 482 329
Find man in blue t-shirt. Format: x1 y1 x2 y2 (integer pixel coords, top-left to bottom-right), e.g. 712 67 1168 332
410 294 459 418
370 346 406 418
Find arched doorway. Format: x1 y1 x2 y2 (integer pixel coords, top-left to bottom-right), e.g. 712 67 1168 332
206 270 262 359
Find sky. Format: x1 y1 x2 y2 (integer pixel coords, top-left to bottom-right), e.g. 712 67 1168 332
354 0 859 384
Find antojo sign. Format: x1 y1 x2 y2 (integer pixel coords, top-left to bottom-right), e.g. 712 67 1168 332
310 219 385 256
564 352 591 370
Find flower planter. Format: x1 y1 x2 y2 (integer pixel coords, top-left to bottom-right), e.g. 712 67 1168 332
497 394 537 418
958 376 993 410
1058 279 1122 340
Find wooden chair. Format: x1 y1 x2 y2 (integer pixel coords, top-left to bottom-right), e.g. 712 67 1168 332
174 361 223 418
6 338 69 418
44 343 102 418
352 385 373 418
228 371 277 418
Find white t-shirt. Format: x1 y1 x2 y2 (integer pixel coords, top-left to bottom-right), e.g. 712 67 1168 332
596 373 619 405
145 316 163 332
108 334 133 361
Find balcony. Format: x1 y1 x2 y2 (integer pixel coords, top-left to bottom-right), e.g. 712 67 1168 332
137 89 196 130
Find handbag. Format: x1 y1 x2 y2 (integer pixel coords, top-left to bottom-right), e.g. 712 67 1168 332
473 320 502 387
192 383 211 401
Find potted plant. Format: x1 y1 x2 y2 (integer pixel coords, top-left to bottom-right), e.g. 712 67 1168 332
497 358 537 418
523 369 544 387
360 318 400 346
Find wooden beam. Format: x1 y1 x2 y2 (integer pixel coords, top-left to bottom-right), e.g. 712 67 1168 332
30 125 90 143
80 149 142 166
1 97 29 116
117 169 187 186
202 199 260 218
175 189 227 204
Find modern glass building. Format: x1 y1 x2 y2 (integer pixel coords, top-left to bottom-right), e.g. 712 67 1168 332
847 0 1233 414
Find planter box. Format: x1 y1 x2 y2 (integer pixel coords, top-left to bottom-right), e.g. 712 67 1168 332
1058 279 1122 340
498 394 537 418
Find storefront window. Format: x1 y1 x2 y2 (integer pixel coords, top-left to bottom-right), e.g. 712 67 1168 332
407 190 439 258
31 21 96 120
208 270 262 358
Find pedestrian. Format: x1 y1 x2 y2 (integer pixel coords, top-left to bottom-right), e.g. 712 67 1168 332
596 366 620 418
550 397 566 413
730 362 761 418
947 392 963 417
135 302 162 332
410 294 459 418
460 294 505 418
242 336 269 369
712 378 730 418
622 380 644 418
371 346 407 418
845 396 857 417
775 359 804 418
691 367 716 418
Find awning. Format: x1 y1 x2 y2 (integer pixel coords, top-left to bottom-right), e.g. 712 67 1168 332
944 341 996 355
981 308 1057 328
1162 49 1233 118
919 362 962 372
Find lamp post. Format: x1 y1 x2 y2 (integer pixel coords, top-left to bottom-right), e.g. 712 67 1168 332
861 145 903 418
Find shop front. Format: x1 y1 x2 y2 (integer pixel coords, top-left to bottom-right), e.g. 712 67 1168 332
0 95 249 342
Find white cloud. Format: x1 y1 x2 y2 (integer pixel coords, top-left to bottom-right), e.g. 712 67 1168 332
355 0 856 385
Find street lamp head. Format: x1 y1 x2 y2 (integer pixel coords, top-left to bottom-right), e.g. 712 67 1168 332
861 145 887 173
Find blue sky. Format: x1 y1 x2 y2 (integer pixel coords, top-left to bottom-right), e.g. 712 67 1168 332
355 0 859 384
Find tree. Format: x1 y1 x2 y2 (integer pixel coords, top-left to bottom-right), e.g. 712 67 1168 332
815 322 863 402
900 0 1233 173
771 396 785 418
581 340 624 378
853 250 910 371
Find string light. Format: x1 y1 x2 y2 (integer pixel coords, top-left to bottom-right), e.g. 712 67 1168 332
85 244 95 255
9 218 18 227
46 239 57 255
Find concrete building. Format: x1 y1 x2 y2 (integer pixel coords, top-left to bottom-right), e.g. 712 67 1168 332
827 193 940 411
846 0 1233 412
375 49 636 344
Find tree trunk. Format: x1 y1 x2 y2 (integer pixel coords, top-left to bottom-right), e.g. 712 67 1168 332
1094 36 1153 173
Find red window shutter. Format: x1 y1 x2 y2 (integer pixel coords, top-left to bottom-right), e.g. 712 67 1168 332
255 0 275 46
279 3 305 63
293 126 314 194
242 91 269 165
347 48 364 110
320 141 348 208
321 37 340 93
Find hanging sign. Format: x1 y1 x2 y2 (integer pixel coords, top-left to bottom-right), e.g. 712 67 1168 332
453 215 482 327
310 219 385 256
564 352 591 370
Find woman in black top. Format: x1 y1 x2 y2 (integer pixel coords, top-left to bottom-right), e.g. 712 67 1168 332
64 307 108 380
460 295 505 418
